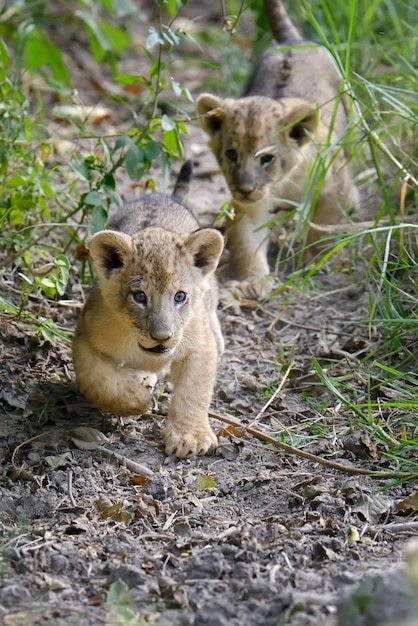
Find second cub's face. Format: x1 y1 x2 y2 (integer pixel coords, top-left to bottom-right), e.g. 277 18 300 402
88 226 223 356
197 94 318 205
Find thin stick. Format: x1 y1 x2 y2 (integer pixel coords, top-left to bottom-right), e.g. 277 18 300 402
247 362 293 428
367 521 418 535
210 410 414 479
67 470 77 507
96 446 154 478
11 431 53 466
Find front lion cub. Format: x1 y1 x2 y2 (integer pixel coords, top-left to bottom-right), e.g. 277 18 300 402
72 161 224 458
197 0 359 298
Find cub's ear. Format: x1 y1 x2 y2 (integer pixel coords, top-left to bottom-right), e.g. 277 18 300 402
186 228 224 276
89 230 133 280
196 94 226 136
283 101 318 147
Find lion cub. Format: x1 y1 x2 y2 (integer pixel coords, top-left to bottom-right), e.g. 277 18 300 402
72 161 224 458
197 0 359 298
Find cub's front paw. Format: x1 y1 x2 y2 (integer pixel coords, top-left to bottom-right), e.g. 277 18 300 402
162 423 217 458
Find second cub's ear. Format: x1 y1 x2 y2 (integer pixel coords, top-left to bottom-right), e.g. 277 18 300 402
89 230 133 280
197 94 226 136
186 229 224 276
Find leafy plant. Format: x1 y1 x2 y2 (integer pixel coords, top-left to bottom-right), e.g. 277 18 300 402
0 0 200 343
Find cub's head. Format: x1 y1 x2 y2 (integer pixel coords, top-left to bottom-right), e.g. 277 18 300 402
197 93 318 205
88 227 224 356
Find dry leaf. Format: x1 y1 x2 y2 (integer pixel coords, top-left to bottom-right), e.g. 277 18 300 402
193 474 217 491
130 473 148 487
44 451 73 469
101 502 123 519
68 427 109 450
217 440 241 461
396 491 418 513
42 573 68 591
312 541 341 561
94 494 114 513
135 493 160 519
217 425 246 438
52 104 111 124
351 492 392 524
3 611 44 626
8 466 37 483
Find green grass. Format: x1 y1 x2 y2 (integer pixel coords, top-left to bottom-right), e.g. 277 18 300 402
0 0 416 476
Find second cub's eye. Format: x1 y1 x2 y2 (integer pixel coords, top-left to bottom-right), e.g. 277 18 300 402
174 291 187 304
131 290 147 305
260 153 274 165
225 149 238 162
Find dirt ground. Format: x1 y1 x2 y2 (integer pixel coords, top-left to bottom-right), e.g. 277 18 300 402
1 4 417 626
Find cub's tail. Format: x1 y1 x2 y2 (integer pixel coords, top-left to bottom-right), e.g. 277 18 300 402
172 159 193 202
264 0 302 42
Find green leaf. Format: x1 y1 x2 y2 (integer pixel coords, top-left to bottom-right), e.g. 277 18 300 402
103 173 116 189
106 579 132 605
92 205 108 233
99 20 130 52
76 10 109 51
7 175 27 187
24 26 73 88
70 162 93 183
144 140 162 161
113 73 141 84
114 135 133 151
103 185 123 208
146 27 164 50
125 145 145 180
0 39 10 70
163 128 183 158
84 191 103 206
161 114 176 131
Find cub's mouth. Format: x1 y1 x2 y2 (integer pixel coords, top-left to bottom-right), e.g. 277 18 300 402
141 344 171 354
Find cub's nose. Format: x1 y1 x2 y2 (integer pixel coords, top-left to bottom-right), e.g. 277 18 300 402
150 329 173 343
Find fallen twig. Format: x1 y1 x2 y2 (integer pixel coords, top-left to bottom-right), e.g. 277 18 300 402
11 430 53 466
96 445 154 478
248 362 293 428
366 521 418 535
210 410 415 479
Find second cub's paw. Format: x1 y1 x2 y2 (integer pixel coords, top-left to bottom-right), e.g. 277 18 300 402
225 276 275 300
162 423 217 458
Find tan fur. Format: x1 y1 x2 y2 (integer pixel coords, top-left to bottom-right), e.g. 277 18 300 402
72 163 225 458
197 0 359 298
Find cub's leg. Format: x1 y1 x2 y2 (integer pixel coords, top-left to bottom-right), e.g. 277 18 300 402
72 337 156 416
162 344 218 458
225 209 274 298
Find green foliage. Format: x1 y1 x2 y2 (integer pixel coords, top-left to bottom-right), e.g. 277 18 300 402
0 0 196 343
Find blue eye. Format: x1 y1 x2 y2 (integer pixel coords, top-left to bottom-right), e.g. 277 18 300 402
131 291 147 305
174 291 187 304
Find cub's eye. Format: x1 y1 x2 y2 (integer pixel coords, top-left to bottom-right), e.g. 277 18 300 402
174 291 187 304
131 290 147 305
260 154 274 165
225 149 238 162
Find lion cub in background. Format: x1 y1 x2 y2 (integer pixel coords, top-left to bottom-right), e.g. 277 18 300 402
72 161 224 458
197 0 359 298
